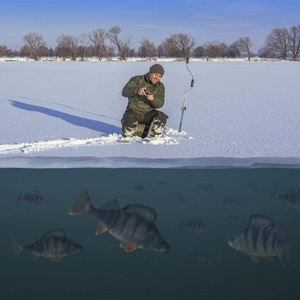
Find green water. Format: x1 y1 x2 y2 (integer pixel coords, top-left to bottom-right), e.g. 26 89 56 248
0 168 299 300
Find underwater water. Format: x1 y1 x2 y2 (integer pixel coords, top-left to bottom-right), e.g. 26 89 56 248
0 168 299 300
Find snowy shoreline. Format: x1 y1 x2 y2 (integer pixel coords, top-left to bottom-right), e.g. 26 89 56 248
1 57 298 63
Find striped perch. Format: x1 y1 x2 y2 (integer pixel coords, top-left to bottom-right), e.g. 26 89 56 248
69 188 170 253
12 229 83 262
228 214 286 266
180 217 210 233
271 186 300 210
17 191 47 205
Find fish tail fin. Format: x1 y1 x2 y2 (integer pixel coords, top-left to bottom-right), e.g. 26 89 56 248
285 233 299 268
11 237 24 257
69 188 93 215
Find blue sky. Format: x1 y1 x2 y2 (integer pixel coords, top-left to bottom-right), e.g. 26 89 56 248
1 0 299 52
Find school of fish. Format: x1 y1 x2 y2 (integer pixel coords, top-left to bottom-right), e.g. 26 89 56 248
11 185 299 267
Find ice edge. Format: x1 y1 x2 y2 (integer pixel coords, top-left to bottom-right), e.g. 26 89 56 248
1 156 300 169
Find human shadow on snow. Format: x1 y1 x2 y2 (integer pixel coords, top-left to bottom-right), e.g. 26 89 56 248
20 96 120 122
9 100 122 135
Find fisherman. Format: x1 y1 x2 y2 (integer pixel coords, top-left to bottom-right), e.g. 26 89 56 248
121 64 168 138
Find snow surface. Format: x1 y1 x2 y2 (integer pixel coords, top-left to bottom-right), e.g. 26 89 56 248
1 59 300 168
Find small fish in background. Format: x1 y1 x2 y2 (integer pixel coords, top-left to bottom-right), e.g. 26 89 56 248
157 181 166 185
171 193 186 202
270 186 300 210
69 188 170 253
180 217 210 233
220 197 240 206
228 215 239 220
197 182 215 192
189 251 221 264
12 229 83 262
228 214 297 267
17 191 47 205
132 184 146 191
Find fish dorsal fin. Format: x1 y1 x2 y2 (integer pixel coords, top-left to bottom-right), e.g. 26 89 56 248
122 204 157 223
100 198 120 210
42 229 66 239
247 214 275 229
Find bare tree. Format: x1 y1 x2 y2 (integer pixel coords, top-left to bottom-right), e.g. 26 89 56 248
138 38 156 60
23 33 47 61
288 25 300 61
0 45 9 57
158 38 177 57
48 47 56 57
108 26 132 60
265 28 289 60
156 44 164 58
56 34 79 61
219 42 229 57
129 48 137 57
170 33 196 58
78 33 90 60
203 41 224 59
234 37 253 61
193 46 206 58
19 45 31 57
89 28 107 61
226 42 241 58
258 45 277 58
105 45 115 60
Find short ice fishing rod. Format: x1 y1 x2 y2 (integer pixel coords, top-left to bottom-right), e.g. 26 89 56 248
179 57 194 133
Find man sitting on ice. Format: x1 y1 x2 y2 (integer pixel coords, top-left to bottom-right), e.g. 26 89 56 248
121 64 168 138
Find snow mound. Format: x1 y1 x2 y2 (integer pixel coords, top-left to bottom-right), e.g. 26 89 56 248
0 128 193 155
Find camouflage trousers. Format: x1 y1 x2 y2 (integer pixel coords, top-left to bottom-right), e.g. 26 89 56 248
121 110 168 138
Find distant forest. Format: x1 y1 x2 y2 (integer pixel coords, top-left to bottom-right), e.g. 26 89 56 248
1 24 300 61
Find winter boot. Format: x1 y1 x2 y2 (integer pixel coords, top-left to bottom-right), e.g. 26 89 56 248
147 116 165 138
123 120 138 137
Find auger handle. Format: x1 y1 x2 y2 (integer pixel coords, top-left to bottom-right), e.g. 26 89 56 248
179 57 194 132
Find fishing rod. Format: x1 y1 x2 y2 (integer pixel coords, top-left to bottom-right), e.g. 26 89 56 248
179 57 194 133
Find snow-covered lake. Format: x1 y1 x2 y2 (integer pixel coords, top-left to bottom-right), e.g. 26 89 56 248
1 59 300 168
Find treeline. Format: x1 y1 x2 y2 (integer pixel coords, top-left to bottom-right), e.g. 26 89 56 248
1 24 300 61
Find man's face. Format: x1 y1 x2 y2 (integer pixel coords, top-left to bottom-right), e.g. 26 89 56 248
148 73 162 85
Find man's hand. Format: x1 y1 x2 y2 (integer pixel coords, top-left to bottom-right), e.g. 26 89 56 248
138 87 147 95
138 87 154 101
147 94 154 101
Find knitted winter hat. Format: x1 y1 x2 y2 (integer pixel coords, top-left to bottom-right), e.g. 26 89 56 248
149 64 164 77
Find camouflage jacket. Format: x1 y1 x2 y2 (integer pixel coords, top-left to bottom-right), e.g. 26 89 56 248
122 74 165 115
